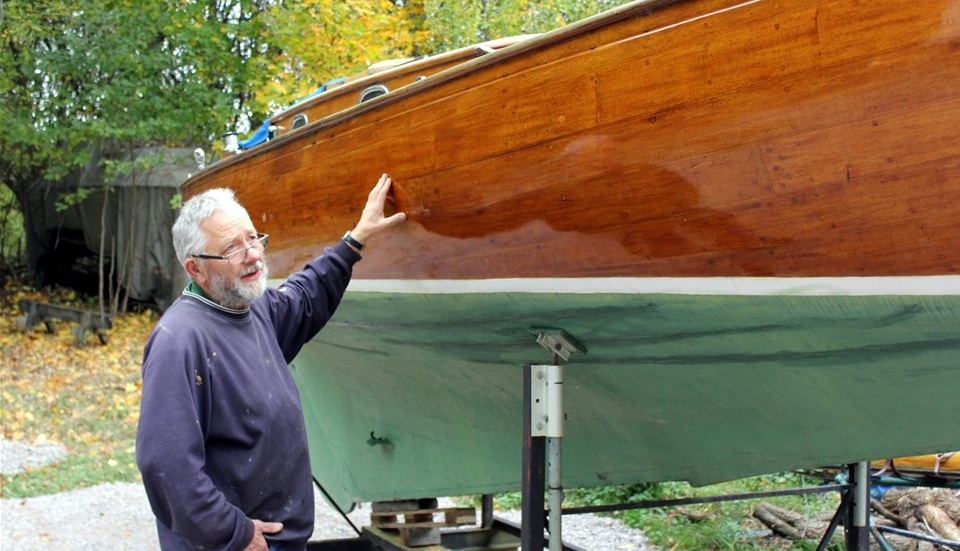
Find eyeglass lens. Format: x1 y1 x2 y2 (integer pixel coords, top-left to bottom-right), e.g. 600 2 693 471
227 234 268 264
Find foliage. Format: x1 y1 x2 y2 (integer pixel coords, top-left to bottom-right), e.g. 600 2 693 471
265 0 425 110
1 0 234 304
0 0 231 180
2 0 304 310
0 184 25 275
0 280 155 497
421 0 632 52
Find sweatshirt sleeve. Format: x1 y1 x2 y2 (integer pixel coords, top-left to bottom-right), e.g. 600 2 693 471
136 314 255 551
267 240 361 362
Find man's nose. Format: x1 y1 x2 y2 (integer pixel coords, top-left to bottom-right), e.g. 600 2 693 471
245 244 264 263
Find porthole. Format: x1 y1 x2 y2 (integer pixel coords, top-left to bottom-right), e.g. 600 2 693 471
291 114 308 129
359 84 389 103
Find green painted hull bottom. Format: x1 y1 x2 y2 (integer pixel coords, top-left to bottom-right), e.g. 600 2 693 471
289 292 960 510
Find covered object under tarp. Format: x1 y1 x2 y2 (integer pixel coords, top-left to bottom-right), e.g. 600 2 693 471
23 146 195 310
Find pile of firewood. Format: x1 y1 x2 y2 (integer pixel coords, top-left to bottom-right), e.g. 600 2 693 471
875 488 960 550
753 488 960 550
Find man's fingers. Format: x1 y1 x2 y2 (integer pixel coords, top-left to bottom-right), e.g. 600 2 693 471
372 173 391 196
351 173 405 243
384 212 407 226
254 520 284 534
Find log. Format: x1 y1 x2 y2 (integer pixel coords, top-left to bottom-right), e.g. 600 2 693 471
882 487 960 519
919 503 960 543
904 517 936 551
753 503 807 540
752 502 826 541
872 498 906 525
930 489 960 520
752 491 960 551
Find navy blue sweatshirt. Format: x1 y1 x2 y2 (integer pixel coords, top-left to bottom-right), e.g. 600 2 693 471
136 242 359 550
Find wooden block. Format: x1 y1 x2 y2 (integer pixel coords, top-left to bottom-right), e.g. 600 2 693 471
399 526 440 547
370 499 476 546
370 507 476 529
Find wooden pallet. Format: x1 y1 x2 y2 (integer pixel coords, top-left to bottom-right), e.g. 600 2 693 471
370 499 476 547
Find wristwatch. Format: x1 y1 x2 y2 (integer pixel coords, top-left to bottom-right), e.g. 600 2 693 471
342 231 365 252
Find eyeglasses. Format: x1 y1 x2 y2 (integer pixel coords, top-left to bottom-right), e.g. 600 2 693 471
192 233 269 265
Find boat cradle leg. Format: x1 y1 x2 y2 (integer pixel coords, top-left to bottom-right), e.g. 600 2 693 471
522 362 566 551
844 462 871 551
546 363 564 551
521 363 547 551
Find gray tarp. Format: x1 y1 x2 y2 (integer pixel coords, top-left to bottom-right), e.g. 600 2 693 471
25 146 196 310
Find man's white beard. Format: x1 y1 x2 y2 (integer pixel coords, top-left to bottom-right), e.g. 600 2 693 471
208 259 269 310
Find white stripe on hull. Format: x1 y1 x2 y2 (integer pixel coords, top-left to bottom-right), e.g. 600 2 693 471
319 276 960 296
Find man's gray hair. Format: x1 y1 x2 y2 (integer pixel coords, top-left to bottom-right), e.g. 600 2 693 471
172 188 243 267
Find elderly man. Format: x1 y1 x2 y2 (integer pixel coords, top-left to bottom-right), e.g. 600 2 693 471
136 174 406 551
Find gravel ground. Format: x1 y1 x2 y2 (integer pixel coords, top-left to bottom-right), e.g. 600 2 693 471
1 439 656 550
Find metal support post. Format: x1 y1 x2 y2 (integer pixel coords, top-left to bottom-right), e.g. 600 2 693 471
845 462 870 551
521 364 546 551
522 328 584 551
544 364 564 551
481 494 494 529
547 437 563 551
525 363 564 550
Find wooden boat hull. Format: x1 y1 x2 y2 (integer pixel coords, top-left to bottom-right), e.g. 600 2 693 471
183 0 960 510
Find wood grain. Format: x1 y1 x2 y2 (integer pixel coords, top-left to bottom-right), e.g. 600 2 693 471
187 0 960 281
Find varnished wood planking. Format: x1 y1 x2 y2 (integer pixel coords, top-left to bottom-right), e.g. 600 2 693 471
186 0 960 280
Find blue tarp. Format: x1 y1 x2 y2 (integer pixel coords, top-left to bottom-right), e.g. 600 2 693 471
238 78 348 150
238 120 271 150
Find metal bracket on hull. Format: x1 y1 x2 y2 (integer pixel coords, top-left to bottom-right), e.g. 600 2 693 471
530 327 587 363
523 328 585 551
529 365 564 438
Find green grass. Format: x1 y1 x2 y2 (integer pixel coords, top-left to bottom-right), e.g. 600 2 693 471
611 476 844 550
2 448 140 497
486 474 845 550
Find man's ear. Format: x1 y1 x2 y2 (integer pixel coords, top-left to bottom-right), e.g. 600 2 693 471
184 258 203 281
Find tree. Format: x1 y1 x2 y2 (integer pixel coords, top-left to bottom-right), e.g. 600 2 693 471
1 0 238 312
0 0 302 310
249 0 423 118
419 0 631 53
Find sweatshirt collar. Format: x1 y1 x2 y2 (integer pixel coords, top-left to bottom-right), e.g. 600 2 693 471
184 281 250 314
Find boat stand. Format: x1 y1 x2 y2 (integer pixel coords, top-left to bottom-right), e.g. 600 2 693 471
517 327 881 551
817 462 870 551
